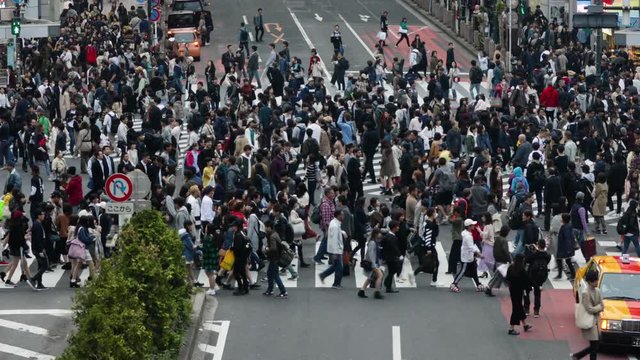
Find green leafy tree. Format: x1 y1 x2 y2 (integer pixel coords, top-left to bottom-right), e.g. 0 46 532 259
59 210 191 360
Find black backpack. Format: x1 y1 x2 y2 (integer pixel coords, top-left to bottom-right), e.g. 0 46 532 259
528 254 549 287
108 111 120 134
508 205 524 230
616 213 629 235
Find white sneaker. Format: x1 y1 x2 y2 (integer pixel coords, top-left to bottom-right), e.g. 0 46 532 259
206 289 216 296
396 277 406 283
430 281 439 287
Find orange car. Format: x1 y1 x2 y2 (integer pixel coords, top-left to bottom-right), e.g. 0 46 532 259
574 255 640 347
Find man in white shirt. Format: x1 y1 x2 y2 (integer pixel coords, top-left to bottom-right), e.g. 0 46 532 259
563 130 578 162
408 110 423 132
306 119 322 143
318 210 345 288
245 120 258 150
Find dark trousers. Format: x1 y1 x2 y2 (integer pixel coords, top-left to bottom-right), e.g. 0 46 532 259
534 189 543 214
524 285 541 312
352 237 366 260
347 183 363 210
544 203 559 231
572 340 599 360
266 261 285 293
395 33 410 46
363 152 376 182
32 253 49 286
556 258 575 279
447 239 462 273
255 25 264 41
234 260 248 291
415 251 438 282
384 260 402 290
607 187 624 213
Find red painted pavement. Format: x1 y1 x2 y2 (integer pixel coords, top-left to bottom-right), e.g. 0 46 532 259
497 289 629 359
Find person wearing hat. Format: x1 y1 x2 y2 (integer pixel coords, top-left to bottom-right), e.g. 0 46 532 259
450 219 484 293
570 191 591 259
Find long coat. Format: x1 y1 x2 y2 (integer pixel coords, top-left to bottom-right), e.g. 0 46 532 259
592 182 608 217
580 284 604 341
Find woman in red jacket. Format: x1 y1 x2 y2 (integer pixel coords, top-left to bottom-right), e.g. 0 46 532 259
539 82 559 120
64 166 84 212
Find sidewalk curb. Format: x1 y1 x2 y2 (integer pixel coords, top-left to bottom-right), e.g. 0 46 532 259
178 291 207 360
399 0 479 59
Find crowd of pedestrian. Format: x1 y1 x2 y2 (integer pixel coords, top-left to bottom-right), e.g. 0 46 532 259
0 2 638 355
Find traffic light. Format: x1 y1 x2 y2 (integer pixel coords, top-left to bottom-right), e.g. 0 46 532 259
517 0 526 15
11 17 20 36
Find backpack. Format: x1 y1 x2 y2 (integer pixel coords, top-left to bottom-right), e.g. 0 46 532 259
257 174 275 200
296 124 306 145
528 253 549 287
438 168 456 191
277 241 295 267
508 204 524 230
344 59 350 70
311 203 322 224
454 198 468 217
108 111 120 135
616 213 629 235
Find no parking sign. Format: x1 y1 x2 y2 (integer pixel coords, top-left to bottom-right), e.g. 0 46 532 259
104 174 133 202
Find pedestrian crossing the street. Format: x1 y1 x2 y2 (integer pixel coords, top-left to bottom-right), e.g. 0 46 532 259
4 235 622 292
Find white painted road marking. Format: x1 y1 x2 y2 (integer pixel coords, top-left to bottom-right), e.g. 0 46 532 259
242 15 254 42
287 8 333 95
338 14 376 59
0 318 49 336
0 342 55 360
392 325 402 360
0 309 72 316
199 320 230 360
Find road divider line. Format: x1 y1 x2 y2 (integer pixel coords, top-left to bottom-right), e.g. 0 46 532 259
0 319 49 336
287 8 333 95
0 342 55 360
242 15 254 42
0 309 73 316
337 14 376 59
392 326 402 360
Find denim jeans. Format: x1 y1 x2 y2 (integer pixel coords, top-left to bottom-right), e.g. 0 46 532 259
320 253 343 286
0 139 14 166
247 69 261 88
470 83 481 99
313 233 327 262
67 127 75 153
511 229 524 257
266 261 286 293
623 235 640 257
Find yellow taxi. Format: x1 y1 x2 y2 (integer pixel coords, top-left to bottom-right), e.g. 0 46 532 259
574 255 640 347
168 28 201 61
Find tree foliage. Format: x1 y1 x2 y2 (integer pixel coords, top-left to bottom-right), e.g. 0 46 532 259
59 210 191 360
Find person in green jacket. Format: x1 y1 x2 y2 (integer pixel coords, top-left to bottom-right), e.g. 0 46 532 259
395 17 410 47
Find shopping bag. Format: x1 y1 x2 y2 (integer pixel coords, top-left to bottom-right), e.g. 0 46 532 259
220 249 235 271
581 236 596 259
377 31 387 41
496 263 509 277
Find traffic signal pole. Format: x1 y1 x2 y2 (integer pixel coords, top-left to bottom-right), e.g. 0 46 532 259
12 4 21 79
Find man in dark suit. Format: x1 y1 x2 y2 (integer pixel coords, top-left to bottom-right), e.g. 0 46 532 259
136 153 152 175
90 150 106 194
347 147 363 208
101 145 116 180
148 156 165 187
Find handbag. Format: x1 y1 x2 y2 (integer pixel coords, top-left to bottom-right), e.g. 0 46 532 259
377 31 387 41
220 249 235 271
581 236 596 259
291 222 305 237
67 238 86 260
575 301 595 330
420 253 438 274
361 259 373 271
